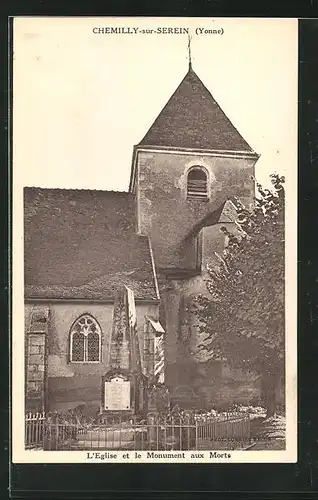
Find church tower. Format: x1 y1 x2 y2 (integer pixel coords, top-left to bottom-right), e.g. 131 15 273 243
129 62 260 406
129 65 258 270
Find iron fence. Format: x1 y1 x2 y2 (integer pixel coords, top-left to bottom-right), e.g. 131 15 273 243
25 412 46 449
25 411 251 451
195 412 251 450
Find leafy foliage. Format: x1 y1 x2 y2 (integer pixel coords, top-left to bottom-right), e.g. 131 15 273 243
194 174 285 380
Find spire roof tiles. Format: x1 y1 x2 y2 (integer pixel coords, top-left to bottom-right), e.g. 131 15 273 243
138 68 254 153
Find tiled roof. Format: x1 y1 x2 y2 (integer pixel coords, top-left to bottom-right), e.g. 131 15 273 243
138 68 254 153
218 200 239 223
24 187 158 301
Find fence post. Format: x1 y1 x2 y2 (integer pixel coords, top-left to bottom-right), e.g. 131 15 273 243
247 414 251 442
55 414 59 450
147 414 156 449
195 419 198 449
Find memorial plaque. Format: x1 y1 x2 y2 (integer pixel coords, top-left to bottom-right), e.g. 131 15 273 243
104 376 130 410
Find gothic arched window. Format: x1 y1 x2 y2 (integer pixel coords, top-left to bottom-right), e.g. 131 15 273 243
69 314 102 363
187 167 208 200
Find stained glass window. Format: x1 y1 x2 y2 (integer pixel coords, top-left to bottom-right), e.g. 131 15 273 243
72 331 85 362
70 315 101 362
87 331 100 362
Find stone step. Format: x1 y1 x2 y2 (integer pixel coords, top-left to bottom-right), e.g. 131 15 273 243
77 439 137 449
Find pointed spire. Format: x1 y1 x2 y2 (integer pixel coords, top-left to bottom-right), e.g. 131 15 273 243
187 33 192 70
138 67 255 152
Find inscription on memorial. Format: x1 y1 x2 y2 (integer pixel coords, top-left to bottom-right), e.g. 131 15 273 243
104 377 130 410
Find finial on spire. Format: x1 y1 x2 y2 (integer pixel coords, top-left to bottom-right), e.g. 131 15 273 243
187 33 192 70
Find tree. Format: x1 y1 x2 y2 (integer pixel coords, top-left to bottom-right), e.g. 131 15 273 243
194 174 285 417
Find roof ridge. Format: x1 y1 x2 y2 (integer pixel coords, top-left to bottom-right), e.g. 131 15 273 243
24 186 131 195
137 69 190 146
188 69 253 152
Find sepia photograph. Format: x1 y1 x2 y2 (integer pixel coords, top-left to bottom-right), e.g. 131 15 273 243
12 17 297 463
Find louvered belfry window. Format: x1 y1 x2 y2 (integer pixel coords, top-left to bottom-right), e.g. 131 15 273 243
70 315 101 362
187 167 208 200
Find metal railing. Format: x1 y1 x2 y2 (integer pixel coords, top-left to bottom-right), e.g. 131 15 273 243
25 412 46 449
25 411 250 451
195 412 251 449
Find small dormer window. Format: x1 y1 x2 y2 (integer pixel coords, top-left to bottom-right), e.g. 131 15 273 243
187 167 208 200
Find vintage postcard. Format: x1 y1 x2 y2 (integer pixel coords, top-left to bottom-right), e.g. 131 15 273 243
12 17 298 463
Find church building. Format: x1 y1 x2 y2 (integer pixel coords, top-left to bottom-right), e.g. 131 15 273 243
24 62 261 414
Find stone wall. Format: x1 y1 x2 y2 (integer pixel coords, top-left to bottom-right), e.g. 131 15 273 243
161 271 262 409
25 333 46 410
136 150 256 269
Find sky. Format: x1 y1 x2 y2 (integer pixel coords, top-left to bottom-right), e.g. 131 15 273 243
13 17 298 191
